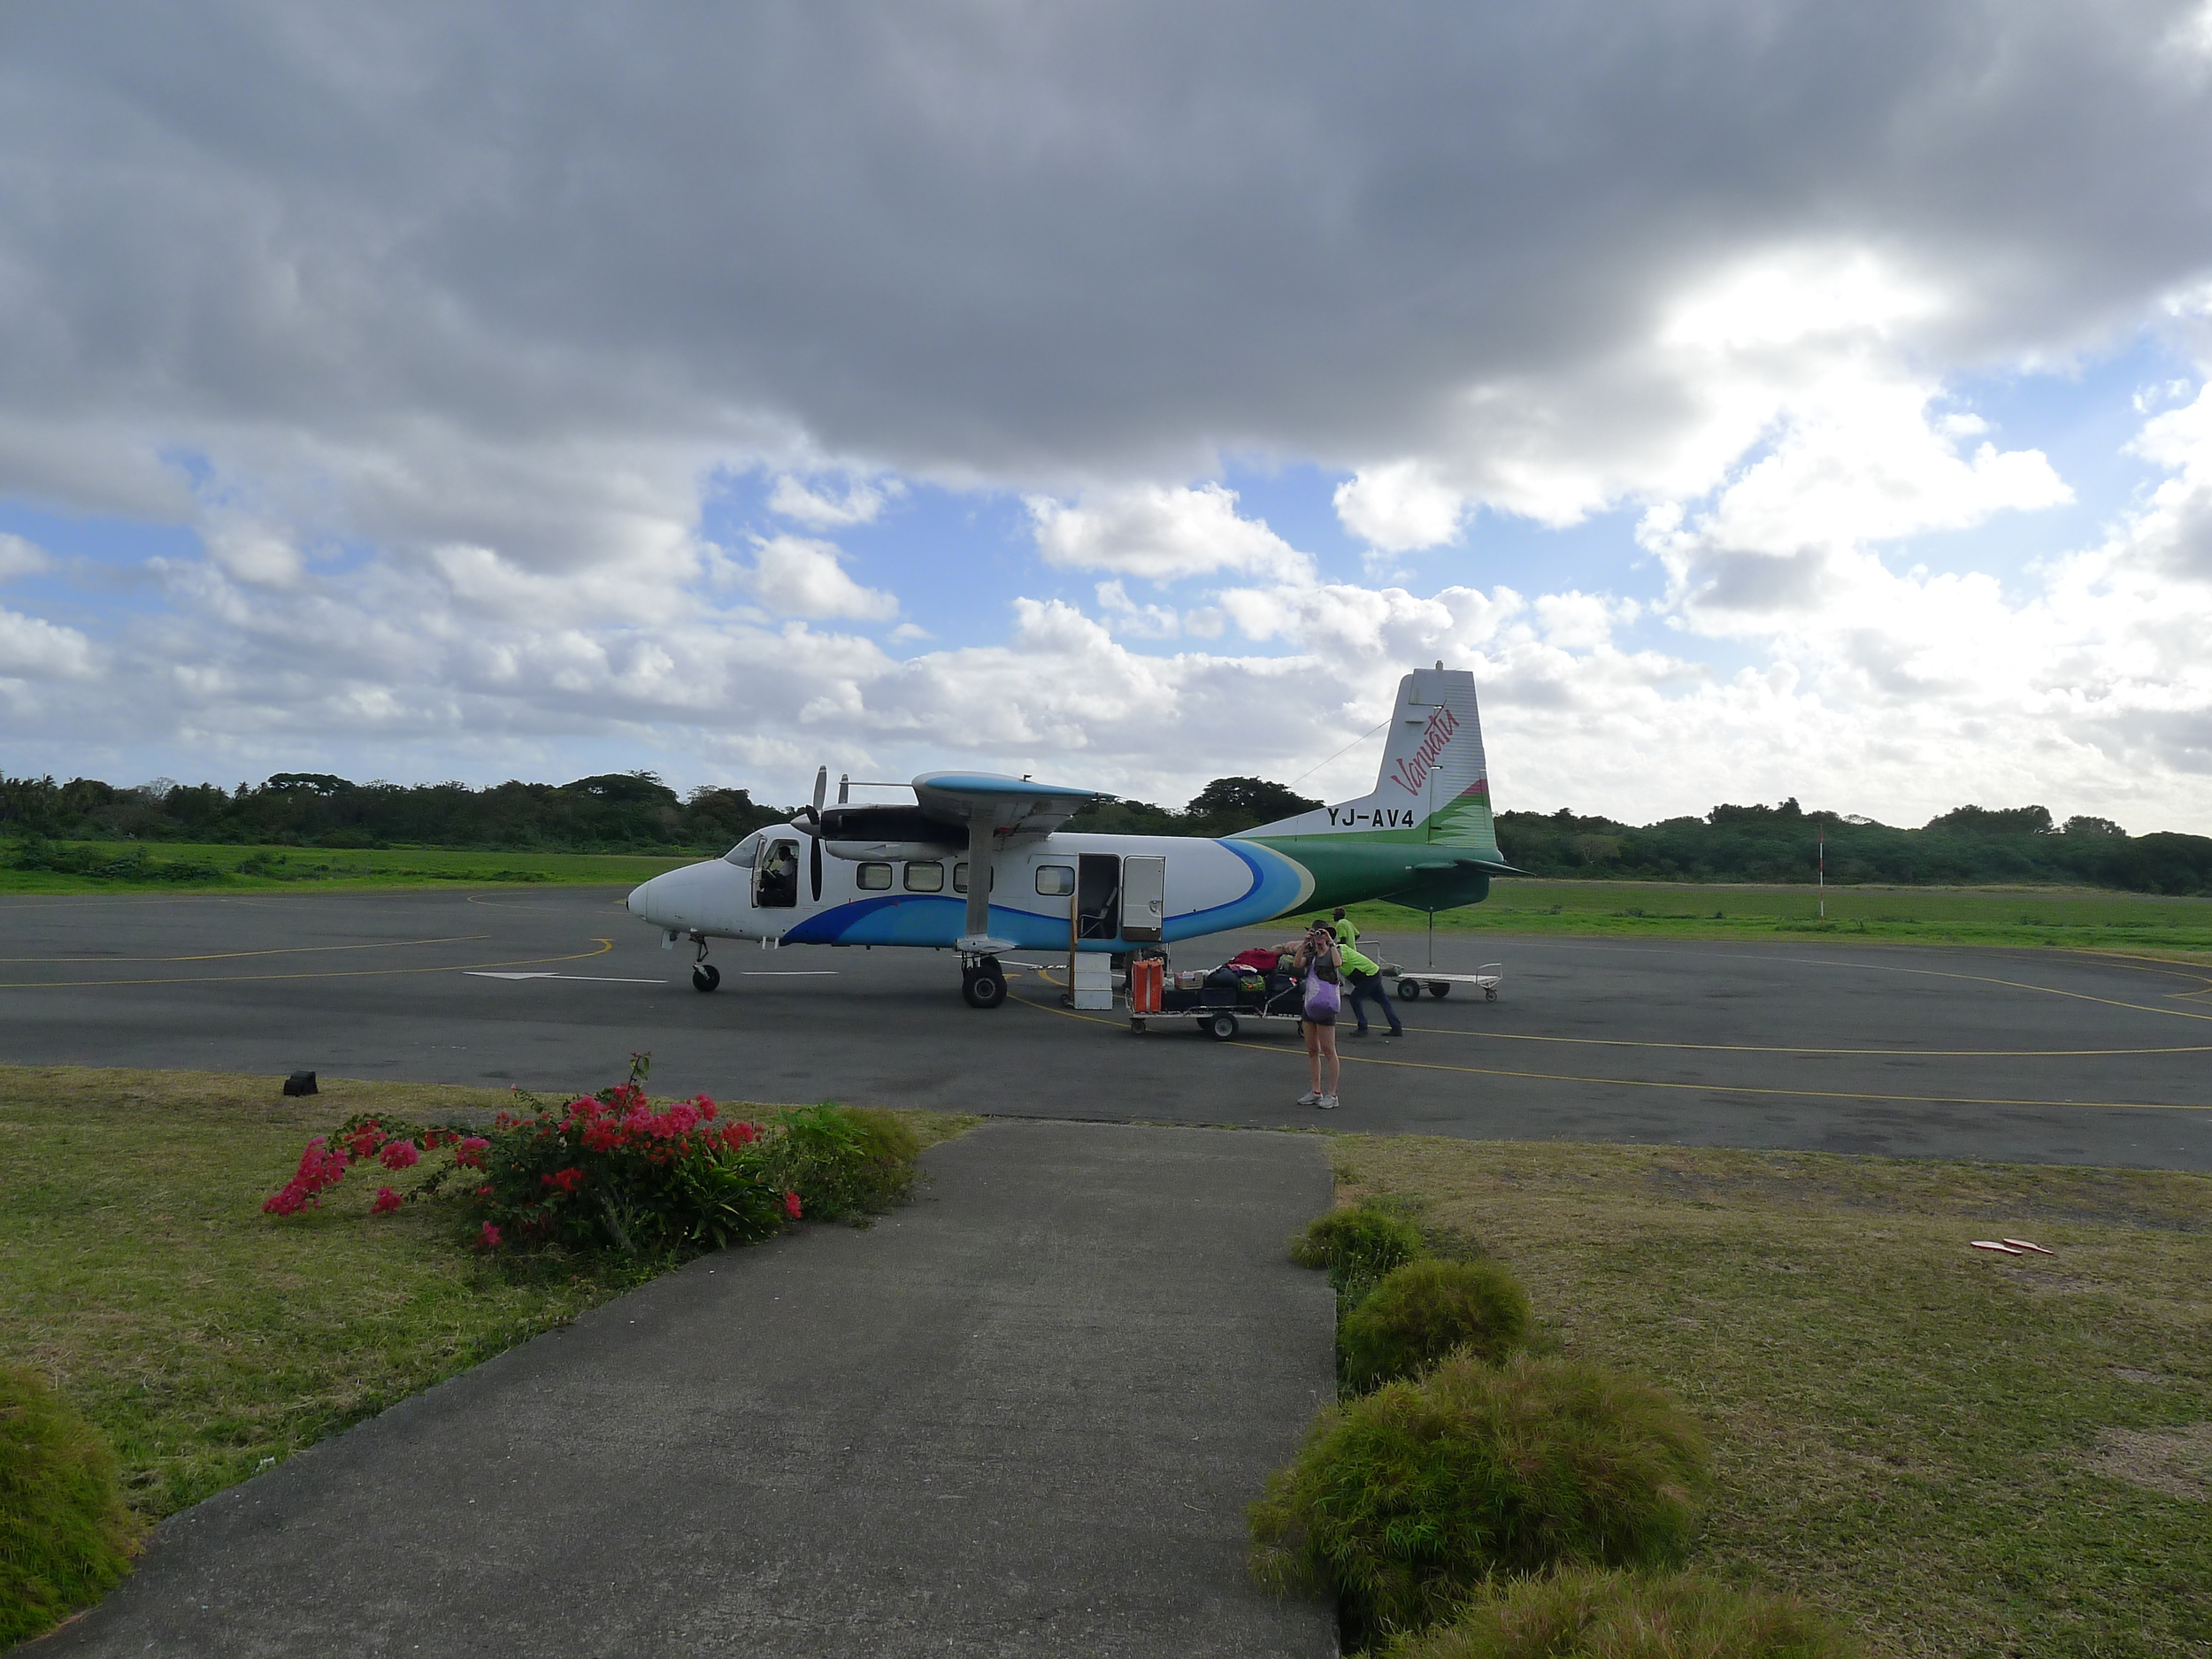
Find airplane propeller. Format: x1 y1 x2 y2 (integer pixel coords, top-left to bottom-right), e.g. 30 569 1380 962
806 765 827 900
795 765 829 835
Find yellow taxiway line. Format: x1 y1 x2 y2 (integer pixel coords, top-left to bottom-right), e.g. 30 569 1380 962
1003 972 2209 1113
0 933 488 965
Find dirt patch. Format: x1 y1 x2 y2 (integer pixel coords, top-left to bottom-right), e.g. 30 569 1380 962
2079 1422 2212 1502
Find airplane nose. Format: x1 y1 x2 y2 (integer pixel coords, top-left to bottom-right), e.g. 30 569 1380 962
626 876 657 918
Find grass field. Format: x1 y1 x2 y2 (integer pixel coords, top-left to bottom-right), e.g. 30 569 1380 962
1332 1133 2212 1659
0 840 697 895
0 1066 971 1526
1348 878 2212 960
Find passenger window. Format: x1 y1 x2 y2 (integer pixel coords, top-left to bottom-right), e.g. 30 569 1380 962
951 863 995 895
857 863 893 891
1035 865 1074 896
904 862 944 893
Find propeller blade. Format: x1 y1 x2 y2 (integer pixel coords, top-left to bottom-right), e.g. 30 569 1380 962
813 765 829 816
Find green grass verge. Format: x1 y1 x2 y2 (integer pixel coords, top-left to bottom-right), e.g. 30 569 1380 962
0 1065 976 1525
1346 879 2212 960
1331 1135 2212 1658
0 841 699 895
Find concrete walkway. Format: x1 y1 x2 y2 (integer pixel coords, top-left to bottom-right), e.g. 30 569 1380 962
40 1121 1340 1657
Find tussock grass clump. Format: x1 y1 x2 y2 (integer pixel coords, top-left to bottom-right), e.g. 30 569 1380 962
1340 1258 1532 1389
1 1365 143 1645
1292 1205 1426 1296
1384 1568 1861 1658
761 1104 924 1222
1251 1353 1709 1642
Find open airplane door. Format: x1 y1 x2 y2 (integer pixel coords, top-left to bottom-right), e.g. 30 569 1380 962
1121 856 1165 942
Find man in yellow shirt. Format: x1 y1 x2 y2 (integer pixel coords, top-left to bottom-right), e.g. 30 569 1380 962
1338 934 1403 1039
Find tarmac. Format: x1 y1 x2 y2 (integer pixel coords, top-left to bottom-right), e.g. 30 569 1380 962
33 1119 1340 1658
4 884 2210 1168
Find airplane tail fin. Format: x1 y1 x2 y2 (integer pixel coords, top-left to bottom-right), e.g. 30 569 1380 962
1248 667 1505 863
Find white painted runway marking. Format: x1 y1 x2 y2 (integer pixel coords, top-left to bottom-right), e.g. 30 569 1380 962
465 972 669 984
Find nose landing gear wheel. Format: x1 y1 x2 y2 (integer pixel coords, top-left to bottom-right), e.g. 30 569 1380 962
691 964 721 993
961 959 1008 1009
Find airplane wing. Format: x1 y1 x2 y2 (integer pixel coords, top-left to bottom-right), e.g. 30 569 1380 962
911 772 1112 836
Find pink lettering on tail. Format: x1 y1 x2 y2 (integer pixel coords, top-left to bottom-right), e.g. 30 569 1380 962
1386 705 1459 795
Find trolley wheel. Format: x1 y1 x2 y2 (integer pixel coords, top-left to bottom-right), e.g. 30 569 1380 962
1204 1012 1239 1041
691 964 721 993
1485 987 1498 1002
1394 979 1423 1002
1428 981 1452 999
962 964 1008 1009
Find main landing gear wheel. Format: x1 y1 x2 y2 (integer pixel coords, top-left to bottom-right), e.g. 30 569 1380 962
1427 981 1452 999
962 958 1008 1009
1394 979 1424 1001
1204 1012 1240 1041
691 964 721 993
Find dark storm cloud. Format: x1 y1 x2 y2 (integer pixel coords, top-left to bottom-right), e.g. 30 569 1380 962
3 0 2209 498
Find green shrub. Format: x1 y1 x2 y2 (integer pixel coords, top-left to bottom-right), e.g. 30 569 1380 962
1 1366 142 1646
1291 1206 1426 1294
258 1064 926 1259
758 1104 923 1222
1383 1568 1861 1658
1250 1353 1709 1643
1340 1258 1532 1390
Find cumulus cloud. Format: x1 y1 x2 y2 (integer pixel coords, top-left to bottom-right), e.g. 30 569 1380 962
0 608 96 680
768 474 899 529
1334 463 1465 553
0 534 51 580
1030 484 1312 584
744 535 899 621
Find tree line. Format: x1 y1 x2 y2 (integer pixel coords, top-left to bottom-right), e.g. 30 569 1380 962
2 771 2207 894
1494 799 2212 896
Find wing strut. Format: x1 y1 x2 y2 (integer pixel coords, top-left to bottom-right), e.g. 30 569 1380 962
962 818 992 943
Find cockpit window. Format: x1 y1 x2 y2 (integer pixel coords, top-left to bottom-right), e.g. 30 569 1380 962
724 833 763 868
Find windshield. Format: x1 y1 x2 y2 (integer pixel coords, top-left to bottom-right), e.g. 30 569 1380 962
723 832 763 868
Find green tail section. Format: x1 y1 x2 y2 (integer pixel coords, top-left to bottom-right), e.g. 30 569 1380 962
1239 666 1511 918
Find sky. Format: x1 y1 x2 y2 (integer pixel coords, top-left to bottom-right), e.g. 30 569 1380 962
2 1 2211 830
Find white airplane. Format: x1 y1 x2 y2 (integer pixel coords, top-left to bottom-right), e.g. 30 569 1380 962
626 664 1517 1007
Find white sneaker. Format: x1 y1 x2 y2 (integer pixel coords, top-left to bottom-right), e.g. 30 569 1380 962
1317 1094 1338 1110
1297 1089 1321 1106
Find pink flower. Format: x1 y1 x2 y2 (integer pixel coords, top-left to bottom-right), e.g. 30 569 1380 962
344 1121 386 1157
474 1222 502 1251
293 1138 349 1195
541 1167 585 1194
721 1121 757 1148
371 1186 402 1215
380 1139 421 1170
454 1136 490 1169
262 1179 309 1217
784 1190 803 1219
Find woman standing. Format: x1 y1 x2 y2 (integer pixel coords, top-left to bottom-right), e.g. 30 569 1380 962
1294 919 1343 1110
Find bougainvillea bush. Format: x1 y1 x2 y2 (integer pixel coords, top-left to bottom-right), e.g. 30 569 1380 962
260 1058 919 1259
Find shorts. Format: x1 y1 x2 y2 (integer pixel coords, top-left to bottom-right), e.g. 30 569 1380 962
1302 1007 1337 1027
